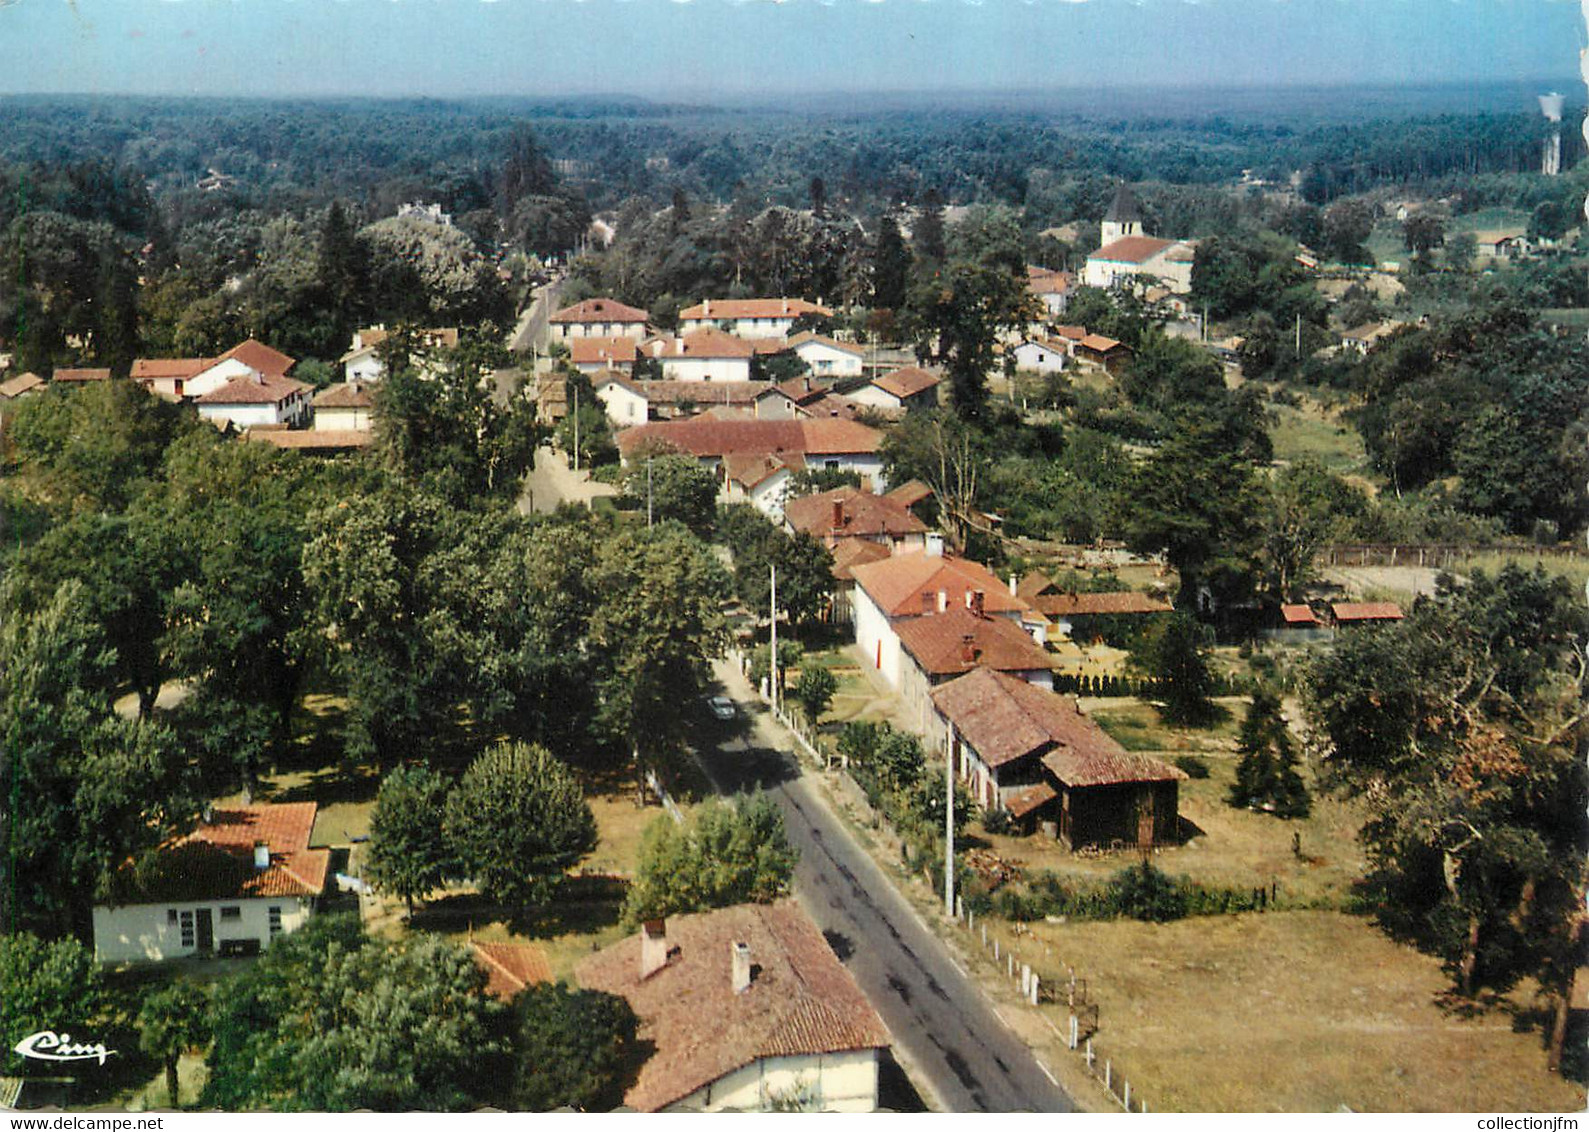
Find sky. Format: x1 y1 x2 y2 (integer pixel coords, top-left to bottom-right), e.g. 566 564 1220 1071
0 0 1581 101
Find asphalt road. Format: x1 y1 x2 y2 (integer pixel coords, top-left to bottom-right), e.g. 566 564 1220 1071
696 661 1078 1114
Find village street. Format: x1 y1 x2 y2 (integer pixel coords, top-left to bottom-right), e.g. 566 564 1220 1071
694 659 1079 1114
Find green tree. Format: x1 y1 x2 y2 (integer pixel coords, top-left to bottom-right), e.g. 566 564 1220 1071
366 763 456 916
1322 198 1375 263
587 524 730 798
510 983 639 1112
1228 687 1309 818
913 189 946 265
872 212 910 310
622 794 798 924
1259 459 1368 599
794 662 837 728
0 934 100 1073
1130 613 1220 727
620 452 717 536
138 982 212 1109
204 915 509 1111
445 742 597 916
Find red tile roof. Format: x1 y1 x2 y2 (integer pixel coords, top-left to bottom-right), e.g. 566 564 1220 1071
849 552 1026 619
933 668 1184 787
108 802 330 904
1030 591 1173 618
471 940 553 1000
1053 325 1088 341
570 336 640 367
549 298 650 324
217 338 296 378
246 429 373 450
637 380 769 407
871 366 940 400
1091 236 1173 265
896 607 1054 679
574 901 889 1112
1026 269 1074 296
829 538 893 581
680 298 832 322
787 331 863 357
52 367 111 382
784 487 927 542
884 480 933 509
0 372 45 398
723 451 804 489
313 381 375 408
1331 602 1403 623
195 372 311 406
775 375 830 405
617 417 881 461
647 329 757 360
1006 781 1059 819
132 357 209 381
1079 334 1125 354
1280 603 1320 625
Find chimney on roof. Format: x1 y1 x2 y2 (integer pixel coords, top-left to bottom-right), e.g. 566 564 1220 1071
253 841 270 870
937 589 948 613
641 918 669 979
920 590 935 615
731 941 754 993
832 499 845 531
961 634 977 664
925 533 945 558
781 298 790 315
1009 574 1018 597
703 299 711 317
971 590 986 619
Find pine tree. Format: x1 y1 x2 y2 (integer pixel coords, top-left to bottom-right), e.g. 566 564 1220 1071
914 188 946 265
1230 687 1310 817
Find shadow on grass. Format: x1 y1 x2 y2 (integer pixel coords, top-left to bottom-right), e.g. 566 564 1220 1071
411 878 629 941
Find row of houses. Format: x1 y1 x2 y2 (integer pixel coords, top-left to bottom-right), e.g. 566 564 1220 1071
90 797 890 1112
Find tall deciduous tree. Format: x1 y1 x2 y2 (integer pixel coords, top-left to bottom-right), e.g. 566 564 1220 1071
510 983 639 1112
366 764 456 916
444 742 597 916
622 795 798 924
1129 613 1220 727
619 452 716 536
0 934 100 1073
138 982 212 1109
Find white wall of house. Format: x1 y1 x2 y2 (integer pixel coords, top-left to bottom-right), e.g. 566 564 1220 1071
314 405 372 432
755 393 799 420
186 358 257 399
198 398 306 430
92 896 312 963
553 322 648 341
667 1049 879 1113
846 385 903 412
345 353 385 383
1012 343 1066 374
659 356 753 383
681 315 796 339
793 342 863 378
818 453 886 493
852 587 904 687
596 383 649 427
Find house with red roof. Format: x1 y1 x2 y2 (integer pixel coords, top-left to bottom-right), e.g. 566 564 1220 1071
848 367 940 414
617 417 885 495
783 487 928 555
1026 266 1075 319
1330 601 1403 629
848 549 1033 687
786 332 864 379
93 802 330 962
896 602 1055 742
642 330 756 383
575 902 889 1112
1082 183 1195 295
569 336 642 374
470 939 552 1001
548 297 650 340
931 668 1185 848
195 370 313 430
133 338 300 401
52 367 112 384
679 297 833 341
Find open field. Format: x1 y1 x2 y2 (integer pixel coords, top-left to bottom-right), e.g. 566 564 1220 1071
1267 398 1369 476
1085 698 1243 754
984 910 1585 1112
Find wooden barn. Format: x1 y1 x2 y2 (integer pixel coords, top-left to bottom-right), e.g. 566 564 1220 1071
931 667 1186 851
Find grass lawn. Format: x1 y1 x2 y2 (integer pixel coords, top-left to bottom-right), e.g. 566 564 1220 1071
1450 550 1589 594
988 910 1585 1112
1085 698 1243 754
1267 398 1369 477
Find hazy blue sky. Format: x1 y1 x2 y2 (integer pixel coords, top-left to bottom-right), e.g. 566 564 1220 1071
0 0 1580 100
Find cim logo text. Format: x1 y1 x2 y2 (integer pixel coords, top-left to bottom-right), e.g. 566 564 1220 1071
13 1031 117 1066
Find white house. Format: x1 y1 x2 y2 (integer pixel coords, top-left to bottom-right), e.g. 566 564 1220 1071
787 332 864 379
570 336 641 375
678 298 832 340
722 453 803 520
547 297 650 340
1011 339 1068 374
575 902 889 1113
594 372 650 428
643 330 755 383
848 367 940 414
313 381 375 431
195 372 313 430
1027 267 1074 320
338 326 459 382
782 487 928 554
848 550 1031 688
1083 183 1195 295
895 603 1055 744
92 802 329 963
132 338 298 401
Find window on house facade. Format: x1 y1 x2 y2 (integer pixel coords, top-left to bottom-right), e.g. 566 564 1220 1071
179 911 195 948
220 906 241 921
167 909 179 924
267 906 283 935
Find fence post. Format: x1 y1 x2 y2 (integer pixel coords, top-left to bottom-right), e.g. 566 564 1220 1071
1068 1013 1078 1048
981 924 987 947
1007 953 1014 979
994 939 1000 960
1031 974 1040 1007
1124 1080 1131 1111
955 895 963 920
1021 963 1030 994
1105 1060 1111 1091
1085 1038 1094 1070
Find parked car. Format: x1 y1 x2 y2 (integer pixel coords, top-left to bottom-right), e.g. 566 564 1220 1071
707 695 736 720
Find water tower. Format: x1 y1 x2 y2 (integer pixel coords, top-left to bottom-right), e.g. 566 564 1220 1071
1539 92 1566 176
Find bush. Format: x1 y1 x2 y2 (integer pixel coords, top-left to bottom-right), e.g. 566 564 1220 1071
1104 859 1189 922
982 805 1014 836
1173 755 1210 779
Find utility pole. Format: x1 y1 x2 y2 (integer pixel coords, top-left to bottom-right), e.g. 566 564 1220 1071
572 383 580 473
1295 311 1302 359
646 456 654 528
768 562 778 713
945 734 956 917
